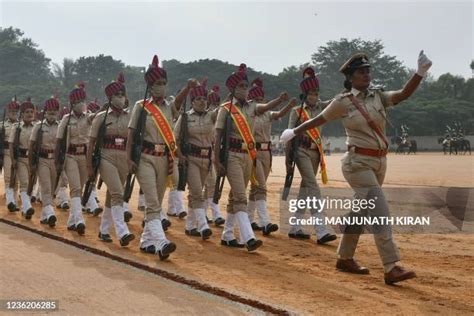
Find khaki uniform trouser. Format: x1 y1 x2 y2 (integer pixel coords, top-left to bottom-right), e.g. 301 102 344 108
203 165 216 199
186 156 211 209
38 158 56 206
136 153 169 222
59 170 68 188
225 151 252 214
295 147 321 200
3 150 18 191
99 149 128 207
249 150 271 201
64 154 87 198
16 157 29 192
337 151 400 265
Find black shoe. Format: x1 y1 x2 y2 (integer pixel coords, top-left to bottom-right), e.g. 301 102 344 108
119 233 135 247
166 212 178 217
161 219 171 231
60 202 70 210
93 207 103 217
185 228 200 237
221 239 245 248
206 216 213 224
262 223 279 236
214 217 225 227
7 202 18 212
178 211 187 219
246 238 263 252
140 245 156 254
76 223 85 235
31 196 37 204
201 228 213 240
24 208 35 220
124 211 133 223
48 215 57 227
317 233 337 245
158 242 177 261
98 232 113 243
251 222 261 231
142 220 145 228
67 224 76 231
288 230 311 240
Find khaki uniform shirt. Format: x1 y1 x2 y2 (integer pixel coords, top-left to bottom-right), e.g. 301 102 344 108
288 100 329 129
128 98 179 144
215 98 257 140
253 110 277 143
3 119 17 144
174 108 217 148
9 121 34 150
30 120 59 150
321 88 395 150
57 112 93 145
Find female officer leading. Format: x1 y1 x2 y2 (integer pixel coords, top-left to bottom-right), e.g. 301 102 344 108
280 50 432 285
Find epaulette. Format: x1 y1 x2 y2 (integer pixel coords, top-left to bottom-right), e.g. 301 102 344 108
337 92 352 100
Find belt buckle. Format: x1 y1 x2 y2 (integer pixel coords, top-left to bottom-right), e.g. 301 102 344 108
200 149 209 156
154 144 165 152
48 153 54 159
76 146 84 154
261 143 269 150
115 138 125 146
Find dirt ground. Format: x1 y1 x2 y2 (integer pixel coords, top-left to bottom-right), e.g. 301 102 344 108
1 153 473 315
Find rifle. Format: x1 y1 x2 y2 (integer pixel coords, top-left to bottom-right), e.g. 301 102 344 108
123 85 148 203
212 94 233 204
82 103 111 206
0 110 6 173
9 110 23 189
53 106 72 191
177 97 189 191
282 97 305 201
27 110 45 196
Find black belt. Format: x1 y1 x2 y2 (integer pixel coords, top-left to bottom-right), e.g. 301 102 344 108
18 148 28 158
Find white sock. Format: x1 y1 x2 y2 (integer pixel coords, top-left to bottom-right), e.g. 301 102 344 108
222 213 236 241
71 197 84 225
209 198 222 220
20 191 32 213
100 207 112 235
111 205 130 239
195 208 209 232
235 211 255 243
140 218 169 251
185 208 197 231
256 200 270 227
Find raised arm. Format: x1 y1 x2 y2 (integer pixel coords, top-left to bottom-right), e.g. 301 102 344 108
271 98 297 120
256 92 289 114
391 51 432 105
174 79 199 112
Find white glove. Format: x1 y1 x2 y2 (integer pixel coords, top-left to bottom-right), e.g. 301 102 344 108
280 129 296 143
416 50 432 77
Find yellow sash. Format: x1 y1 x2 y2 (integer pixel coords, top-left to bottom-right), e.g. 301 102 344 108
297 107 328 184
223 102 258 185
143 100 177 160
142 100 177 188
